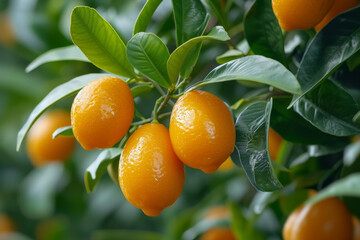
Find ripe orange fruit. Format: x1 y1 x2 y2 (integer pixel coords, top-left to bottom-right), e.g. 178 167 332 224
169 90 235 173
315 0 359 31
272 0 335 30
268 128 283 160
283 197 353 240
26 110 75 167
119 123 185 216
201 227 236 240
205 205 231 220
0 214 16 233
71 76 134 150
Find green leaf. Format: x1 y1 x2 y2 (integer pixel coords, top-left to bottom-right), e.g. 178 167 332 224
231 99 283 192
293 80 360 136
26 45 89 73
172 0 210 81
172 0 210 46
167 26 230 84
271 98 345 145
130 83 154 98
84 148 122 193
306 173 360 205
94 230 165 240
203 0 228 28
216 49 244 64
52 126 74 139
344 142 360 166
127 32 171 88
16 73 110 151
70 6 135 78
194 55 301 94
290 7 360 107
133 0 163 35
244 0 286 65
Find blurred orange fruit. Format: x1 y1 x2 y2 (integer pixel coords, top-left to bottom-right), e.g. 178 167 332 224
119 123 185 216
354 217 360 240
268 128 283 160
71 76 134 150
0 214 16 233
315 0 359 31
170 90 235 173
201 227 236 240
272 0 335 30
26 110 75 166
0 14 16 46
283 197 353 240
218 157 234 172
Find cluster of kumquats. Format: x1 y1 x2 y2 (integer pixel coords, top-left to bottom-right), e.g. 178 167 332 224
23 0 360 238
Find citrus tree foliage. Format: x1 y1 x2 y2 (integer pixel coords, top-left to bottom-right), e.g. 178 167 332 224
11 0 360 239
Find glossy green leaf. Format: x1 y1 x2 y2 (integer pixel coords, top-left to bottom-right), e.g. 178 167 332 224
290 7 360 106
133 0 163 35
216 49 244 64
26 45 89 73
70 6 135 78
16 73 110 151
94 230 165 240
127 32 171 88
52 126 74 139
84 148 122 193
194 55 300 94
171 0 209 82
271 98 345 145
306 173 360 205
344 142 360 166
172 0 209 45
130 83 154 98
294 80 360 136
231 99 283 192
244 0 286 65
203 0 228 28
167 26 230 84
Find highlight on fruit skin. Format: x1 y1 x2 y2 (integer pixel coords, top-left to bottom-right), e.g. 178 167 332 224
26 110 76 167
272 0 335 31
71 76 134 150
119 123 185 216
315 0 359 31
283 197 353 240
169 90 235 174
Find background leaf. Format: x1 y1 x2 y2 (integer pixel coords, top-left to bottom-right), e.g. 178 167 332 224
26 45 89 73
133 0 163 35
290 7 360 106
84 148 122 193
127 32 171 88
244 0 286 65
271 98 345 144
293 80 360 136
93 230 165 240
70 6 135 78
167 26 230 84
194 55 300 94
231 99 283 192
16 73 110 151
306 173 360 205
